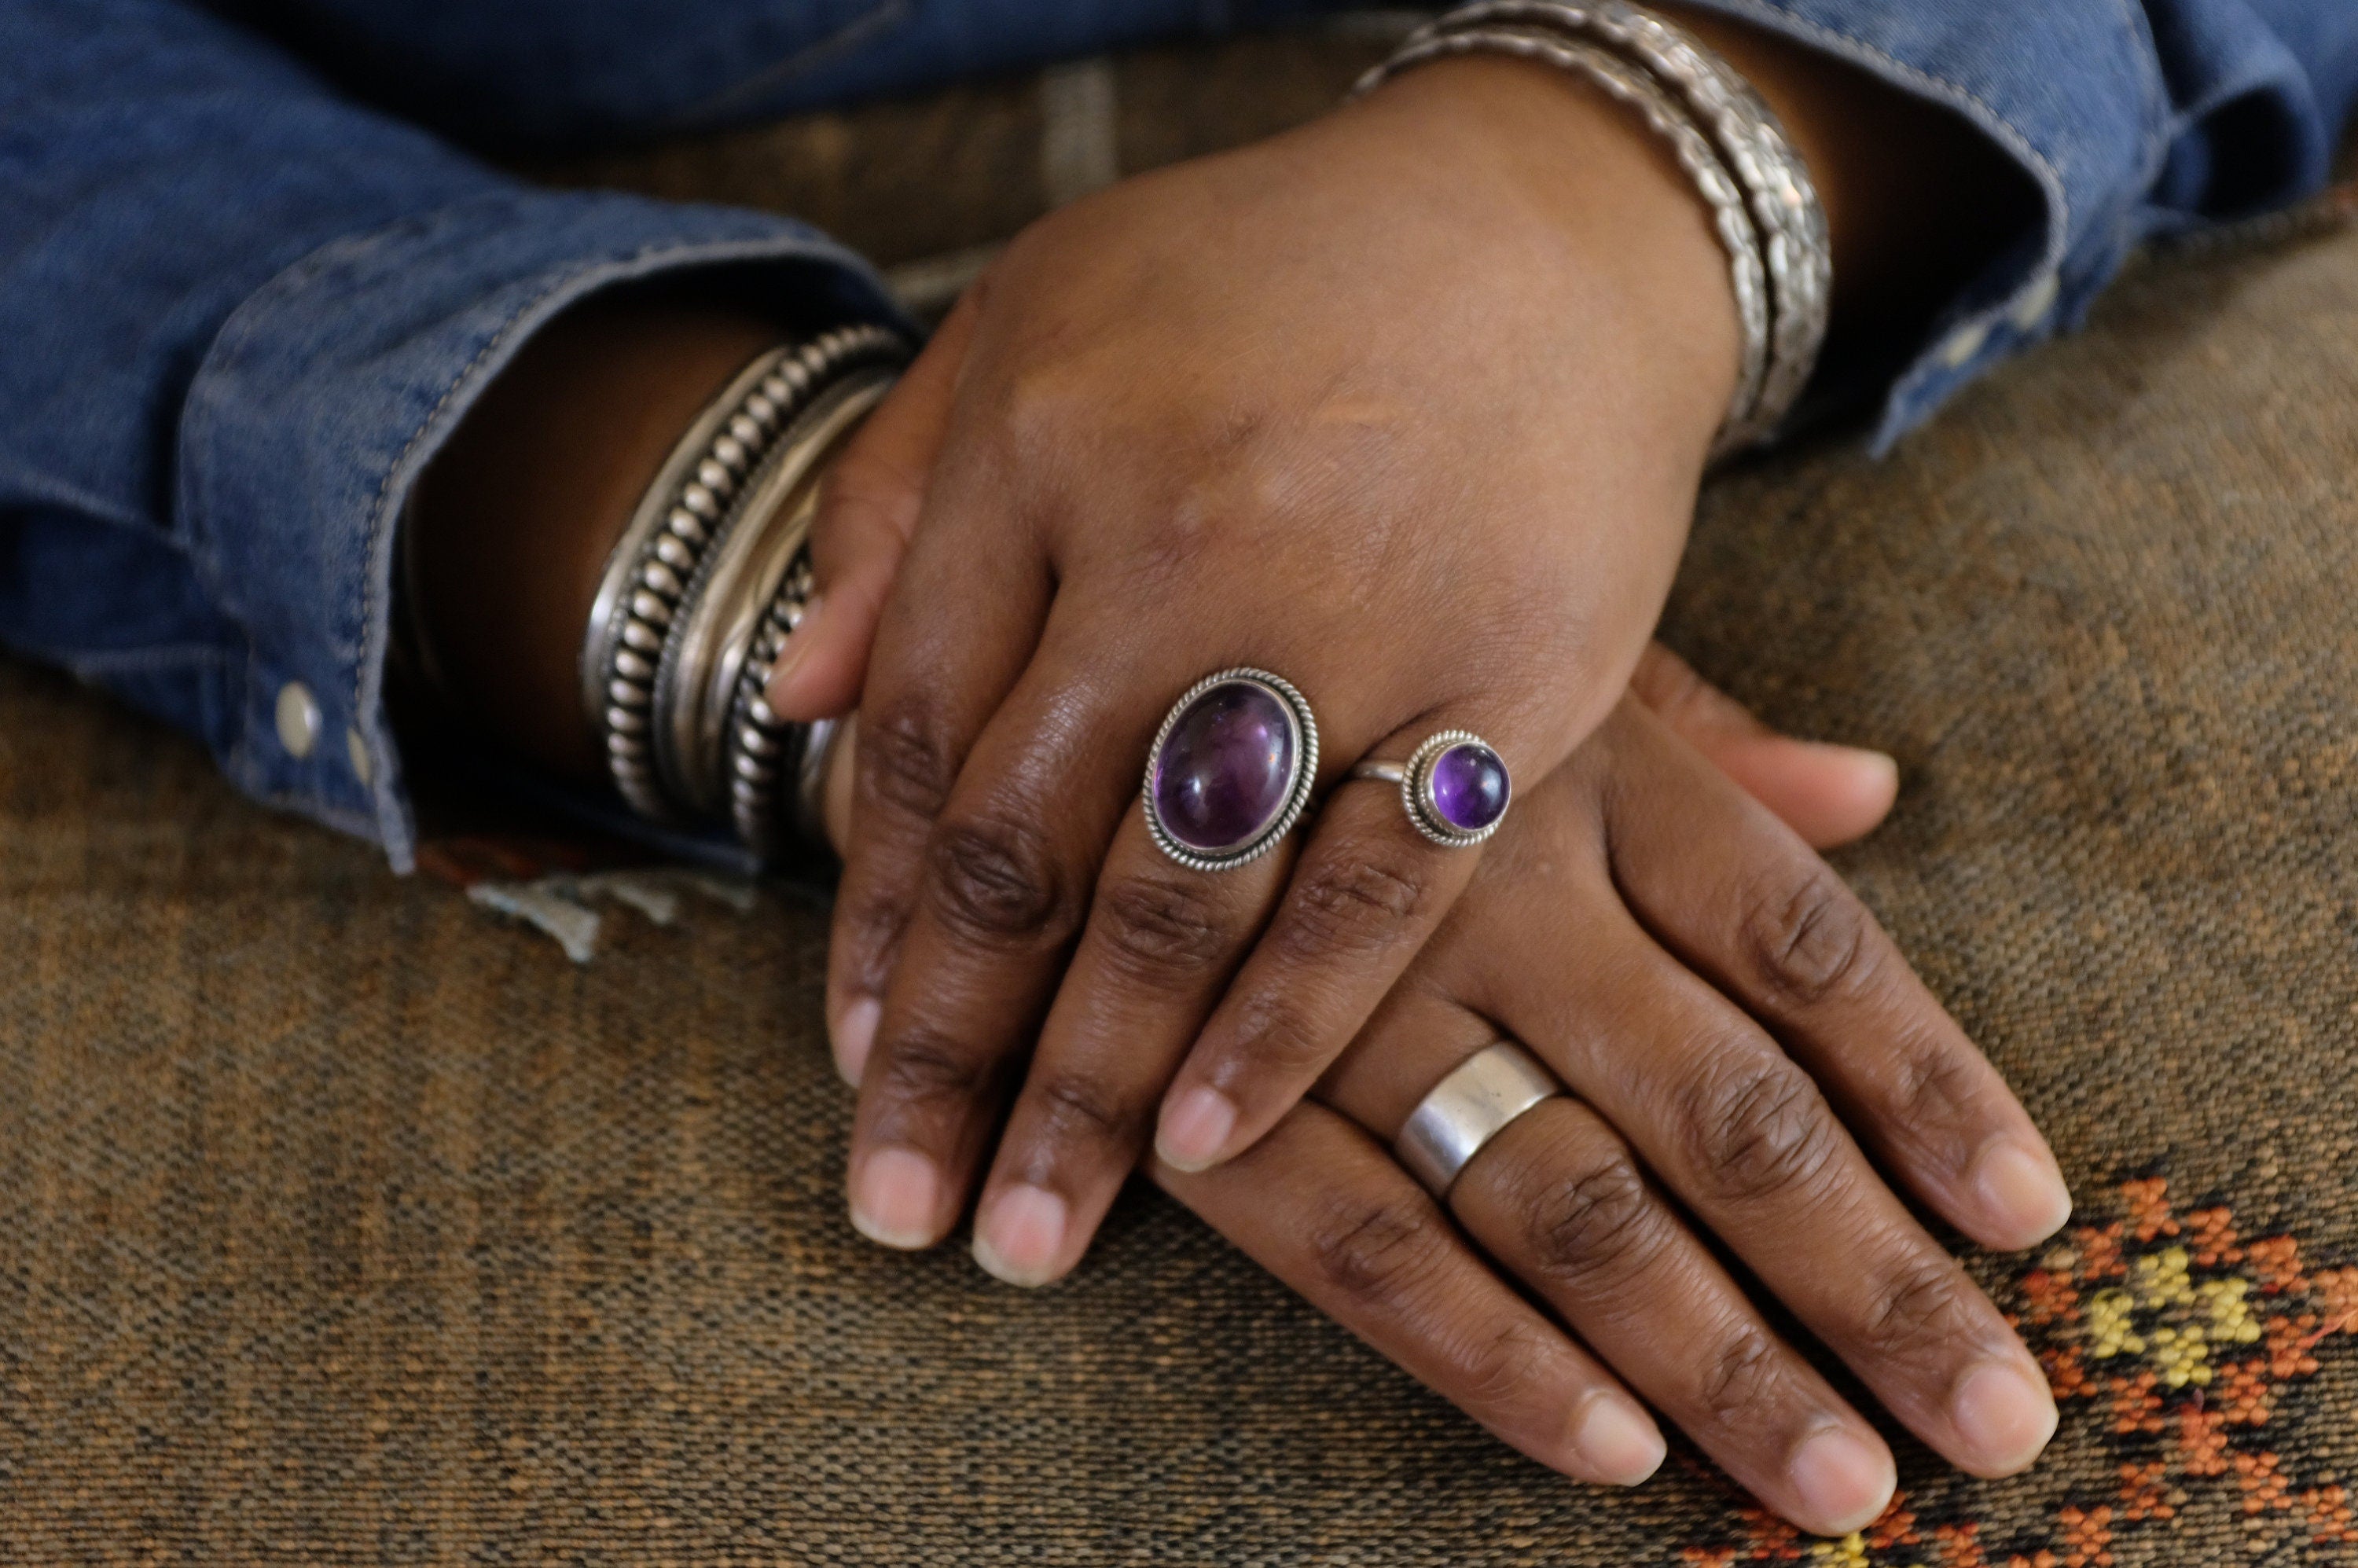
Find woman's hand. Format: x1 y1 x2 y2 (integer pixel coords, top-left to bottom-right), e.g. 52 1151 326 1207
781 53 1750 1261
804 682 2058 1535
1153 695 2068 1534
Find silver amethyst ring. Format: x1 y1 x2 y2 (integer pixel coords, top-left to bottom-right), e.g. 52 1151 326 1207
1350 729 1512 847
1143 668 1319 872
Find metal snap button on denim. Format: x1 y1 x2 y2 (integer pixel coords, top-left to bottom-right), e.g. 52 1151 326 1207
274 681 321 758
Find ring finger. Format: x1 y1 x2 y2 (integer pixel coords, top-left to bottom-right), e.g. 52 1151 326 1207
1320 992 1897 1537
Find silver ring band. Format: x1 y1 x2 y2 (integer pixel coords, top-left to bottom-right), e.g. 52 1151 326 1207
1395 1041 1564 1197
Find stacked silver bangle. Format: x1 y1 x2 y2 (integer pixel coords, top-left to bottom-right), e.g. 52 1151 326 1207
1353 0 1831 459
582 323 909 857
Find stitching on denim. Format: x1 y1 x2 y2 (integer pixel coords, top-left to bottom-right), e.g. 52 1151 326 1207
179 194 538 578
672 0 909 127
65 643 234 676
2108 0 2174 182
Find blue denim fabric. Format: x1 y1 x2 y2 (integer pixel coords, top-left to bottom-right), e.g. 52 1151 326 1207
1 0 2352 865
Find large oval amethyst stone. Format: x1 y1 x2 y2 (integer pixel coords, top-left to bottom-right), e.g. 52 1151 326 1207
1151 678 1299 855
1427 741 1509 834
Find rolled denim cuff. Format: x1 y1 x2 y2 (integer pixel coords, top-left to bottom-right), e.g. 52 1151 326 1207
1677 0 2338 450
176 189 903 871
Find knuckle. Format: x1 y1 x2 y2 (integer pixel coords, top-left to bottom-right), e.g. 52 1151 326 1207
1275 845 1429 961
835 890 911 994
1310 1192 1445 1306
1226 993 1332 1081
1699 1324 1787 1422
1680 1052 1844 1205
1093 874 1235 983
1031 1070 1142 1148
1631 644 1716 723
926 811 1071 946
874 1026 998 1109
1891 1031 1987 1134
1861 1254 1981 1361
861 699 960 823
1455 1319 1555 1412
1522 1148 1664 1285
1739 862 1874 1006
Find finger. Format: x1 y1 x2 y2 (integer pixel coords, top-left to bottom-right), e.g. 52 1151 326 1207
847 616 1182 1250
1151 1099 1667 1489
1319 997 1895 1537
1600 700 2072 1252
1471 867 2057 1480
768 292 980 724
1152 715 1515 1173
969 795 1283 1287
1629 641 1898 850
824 355 1052 1088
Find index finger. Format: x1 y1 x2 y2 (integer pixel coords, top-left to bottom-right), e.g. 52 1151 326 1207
1151 1098 1667 1489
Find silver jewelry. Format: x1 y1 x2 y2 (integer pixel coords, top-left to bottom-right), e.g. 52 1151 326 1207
1349 729 1511 846
1396 1040 1565 1196
1142 668 1320 872
661 367 897 843
579 323 909 850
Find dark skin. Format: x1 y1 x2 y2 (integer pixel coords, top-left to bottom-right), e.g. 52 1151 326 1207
407 18 2050 1535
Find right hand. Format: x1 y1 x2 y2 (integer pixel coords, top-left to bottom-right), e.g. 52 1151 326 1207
812 664 2059 1536
1148 695 2066 1535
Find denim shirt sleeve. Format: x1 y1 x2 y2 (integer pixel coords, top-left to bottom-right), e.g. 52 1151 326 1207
3 0 2353 872
1679 0 2358 449
0 0 900 871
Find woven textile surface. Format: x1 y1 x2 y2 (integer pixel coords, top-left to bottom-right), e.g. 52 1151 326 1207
4 25 2356 1566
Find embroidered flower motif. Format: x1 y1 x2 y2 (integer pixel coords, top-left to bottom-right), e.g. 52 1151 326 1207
1677 1177 2356 1565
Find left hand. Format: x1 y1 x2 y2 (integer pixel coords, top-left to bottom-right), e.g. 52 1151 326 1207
776 54 1750 1259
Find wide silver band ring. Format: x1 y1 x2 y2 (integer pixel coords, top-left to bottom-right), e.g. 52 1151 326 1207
1394 1041 1564 1197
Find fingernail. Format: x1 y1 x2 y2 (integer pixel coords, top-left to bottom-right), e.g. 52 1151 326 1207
1571 1394 1666 1486
1972 1141 2073 1249
765 595 824 705
1155 1088 1238 1173
1803 740 1901 799
1951 1360 2058 1475
971 1184 1070 1288
1788 1427 1895 1537
850 1147 942 1249
832 996 880 1088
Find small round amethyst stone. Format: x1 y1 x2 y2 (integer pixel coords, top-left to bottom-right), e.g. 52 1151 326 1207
1151 678 1301 855
1426 741 1510 835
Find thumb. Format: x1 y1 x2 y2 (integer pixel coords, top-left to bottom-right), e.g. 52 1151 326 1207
765 289 981 723
1629 641 1901 850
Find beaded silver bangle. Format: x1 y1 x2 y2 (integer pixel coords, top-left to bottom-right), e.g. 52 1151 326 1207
580 323 907 846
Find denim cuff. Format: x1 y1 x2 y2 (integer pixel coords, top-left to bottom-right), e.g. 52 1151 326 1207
175 188 902 871
1683 0 2336 451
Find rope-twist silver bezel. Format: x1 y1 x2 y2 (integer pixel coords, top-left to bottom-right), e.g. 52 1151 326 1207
1399 729 1511 847
1142 668 1320 873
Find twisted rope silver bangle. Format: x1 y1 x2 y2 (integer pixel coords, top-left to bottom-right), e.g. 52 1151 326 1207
1352 28 1769 456
580 323 907 845
1405 0 1831 451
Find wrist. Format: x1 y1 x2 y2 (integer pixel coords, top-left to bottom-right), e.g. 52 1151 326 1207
1338 53 1742 457
406 293 783 781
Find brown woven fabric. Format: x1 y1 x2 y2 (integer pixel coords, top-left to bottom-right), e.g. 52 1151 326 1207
5 27 2357 1566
